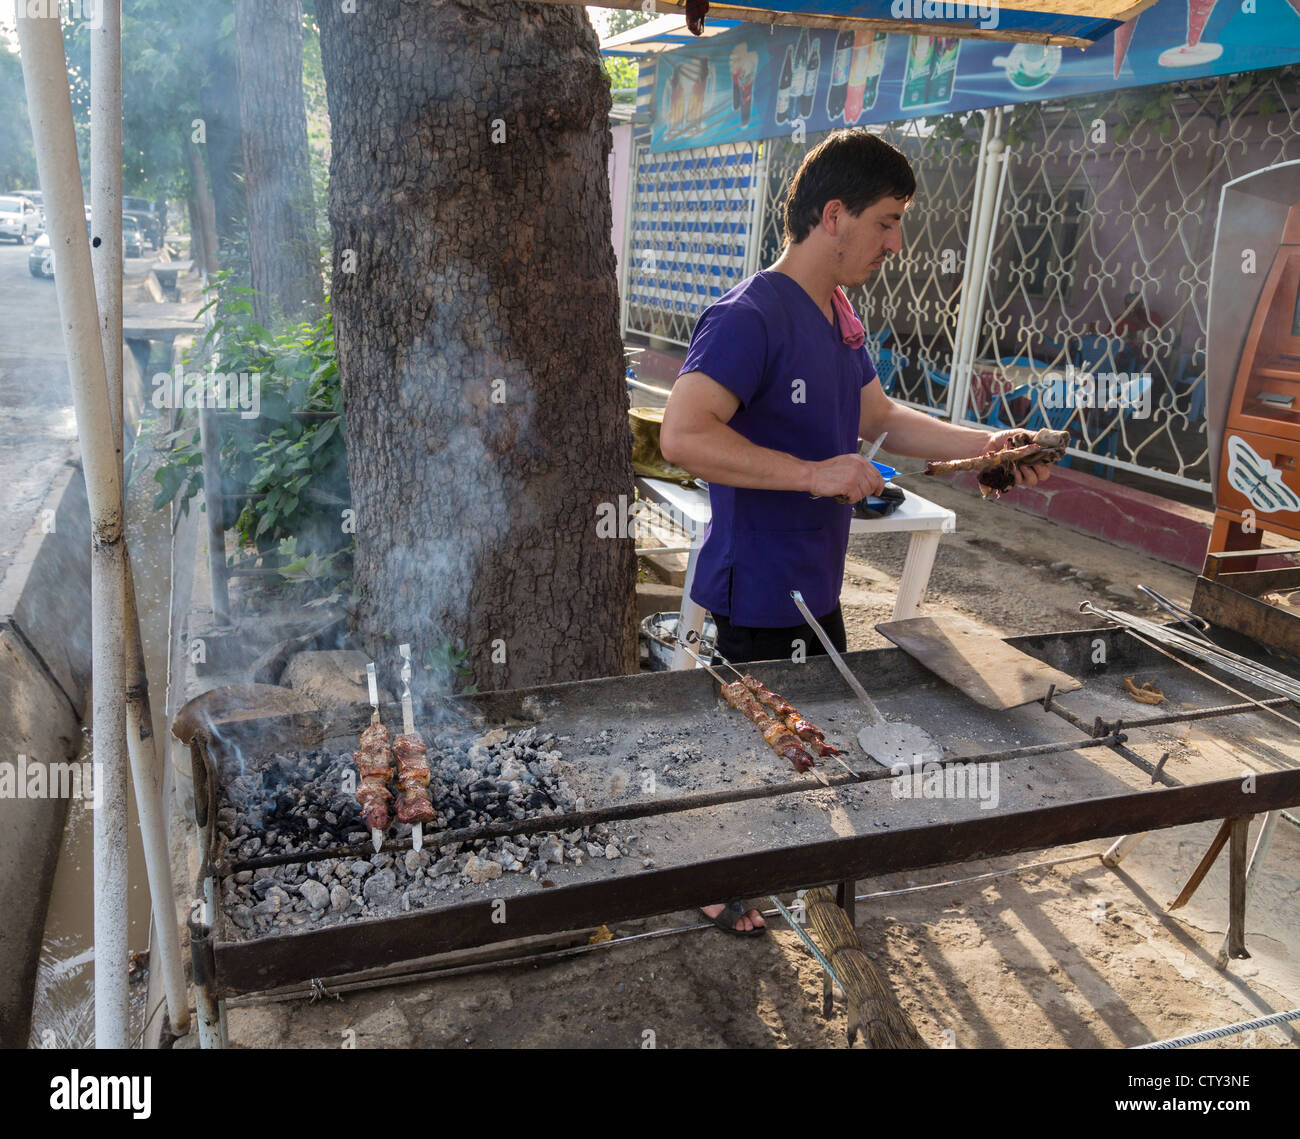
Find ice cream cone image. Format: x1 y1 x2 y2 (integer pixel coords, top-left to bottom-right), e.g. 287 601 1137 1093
1158 0 1223 68
1113 15 1138 80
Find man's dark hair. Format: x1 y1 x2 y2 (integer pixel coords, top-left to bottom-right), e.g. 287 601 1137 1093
783 130 916 245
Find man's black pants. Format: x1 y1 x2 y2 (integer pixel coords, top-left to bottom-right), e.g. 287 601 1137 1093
711 604 847 665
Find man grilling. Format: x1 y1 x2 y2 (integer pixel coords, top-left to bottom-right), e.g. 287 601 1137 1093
659 130 1052 935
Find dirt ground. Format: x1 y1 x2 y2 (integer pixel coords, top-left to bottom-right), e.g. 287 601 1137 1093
213 480 1300 1051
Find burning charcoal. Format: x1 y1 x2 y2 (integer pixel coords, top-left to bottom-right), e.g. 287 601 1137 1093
298 880 330 911
362 869 397 904
404 849 428 874
430 855 459 877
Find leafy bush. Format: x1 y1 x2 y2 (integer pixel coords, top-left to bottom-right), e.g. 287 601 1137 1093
146 275 351 595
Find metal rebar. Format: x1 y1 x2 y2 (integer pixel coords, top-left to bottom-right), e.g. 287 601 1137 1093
1094 696 1296 734
1083 603 1300 705
1132 1007 1300 1049
768 893 843 996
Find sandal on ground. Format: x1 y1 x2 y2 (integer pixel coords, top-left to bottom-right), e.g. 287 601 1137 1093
699 900 766 937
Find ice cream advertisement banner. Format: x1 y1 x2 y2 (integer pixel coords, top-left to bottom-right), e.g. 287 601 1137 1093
649 0 1300 152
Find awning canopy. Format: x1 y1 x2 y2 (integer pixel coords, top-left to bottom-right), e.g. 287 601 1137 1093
601 14 744 56
584 1 1157 48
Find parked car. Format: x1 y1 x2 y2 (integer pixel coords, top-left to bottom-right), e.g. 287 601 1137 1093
0 194 39 243
28 233 54 278
122 216 144 258
11 189 45 234
122 196 162 249
29 218 92 279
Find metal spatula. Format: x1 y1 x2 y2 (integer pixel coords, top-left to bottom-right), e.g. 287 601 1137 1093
790 590 942 769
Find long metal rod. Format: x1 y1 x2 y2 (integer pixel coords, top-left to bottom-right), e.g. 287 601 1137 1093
19 11 131 1050
1083 603 1300 705
789 590 883 723
91 0 190 1038
1114 624 1300 732
1132 1007 1300 1050
1094 696 1296 734
218 731 1129 876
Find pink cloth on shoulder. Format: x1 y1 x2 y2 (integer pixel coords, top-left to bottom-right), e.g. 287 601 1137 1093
832 286 865 349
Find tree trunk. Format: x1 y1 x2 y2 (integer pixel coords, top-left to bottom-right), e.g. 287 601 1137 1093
317 0 637 692
233 0 322 323
198 52 245 257
186 138 220 278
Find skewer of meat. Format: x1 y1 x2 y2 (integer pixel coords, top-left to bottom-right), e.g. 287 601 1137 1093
677 638 831 781
393 731 435 841
720 680 817 773
395 642 434 850
738 674 841 757
354 719 393 853
924 428 1068 498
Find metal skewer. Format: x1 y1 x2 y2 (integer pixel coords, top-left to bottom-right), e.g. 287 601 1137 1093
365 661 384 852
676 638 832 786
682 631 857 777
398 643 422 851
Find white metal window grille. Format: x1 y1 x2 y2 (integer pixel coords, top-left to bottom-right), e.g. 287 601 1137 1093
975 67 1300 492
621 142 767 347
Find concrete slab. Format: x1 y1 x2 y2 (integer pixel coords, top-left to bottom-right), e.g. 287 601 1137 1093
0 623 79 1047
0 461 92 715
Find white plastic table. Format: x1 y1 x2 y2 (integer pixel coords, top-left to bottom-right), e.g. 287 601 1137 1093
635 477 957 670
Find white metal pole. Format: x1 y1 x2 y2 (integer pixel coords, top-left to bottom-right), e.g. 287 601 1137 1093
959 110 1011 428
91 0 191 1037
18 9 129 1049
947 110 991 417
949 110 1005 425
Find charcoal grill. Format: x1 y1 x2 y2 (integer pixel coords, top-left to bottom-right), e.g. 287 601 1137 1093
185 626 1300 1047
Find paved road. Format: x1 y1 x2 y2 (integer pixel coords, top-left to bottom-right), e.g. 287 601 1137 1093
0 238 77 581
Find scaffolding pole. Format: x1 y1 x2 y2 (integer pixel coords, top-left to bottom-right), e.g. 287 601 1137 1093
90 0 190 1037
18 9 130 1048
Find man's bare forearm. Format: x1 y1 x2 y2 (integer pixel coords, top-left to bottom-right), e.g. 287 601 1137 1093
662 418 813 492
869 400 992 460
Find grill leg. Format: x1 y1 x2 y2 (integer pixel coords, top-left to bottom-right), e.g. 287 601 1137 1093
1219 814 1267 968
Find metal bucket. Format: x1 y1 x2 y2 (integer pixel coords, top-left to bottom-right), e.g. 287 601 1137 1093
640 611 717 671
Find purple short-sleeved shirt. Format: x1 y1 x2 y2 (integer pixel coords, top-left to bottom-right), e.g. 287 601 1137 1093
679 269 878 627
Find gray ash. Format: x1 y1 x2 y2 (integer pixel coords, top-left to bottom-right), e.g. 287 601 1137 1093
215 725 629 938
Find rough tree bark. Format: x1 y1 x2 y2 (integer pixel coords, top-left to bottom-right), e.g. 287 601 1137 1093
198 62 244 256
233 0 322 322
317 0 638 691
